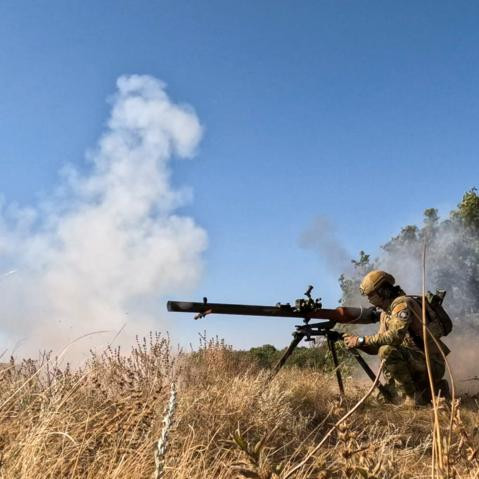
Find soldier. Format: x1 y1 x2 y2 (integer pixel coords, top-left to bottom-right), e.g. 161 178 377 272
343 270 449 406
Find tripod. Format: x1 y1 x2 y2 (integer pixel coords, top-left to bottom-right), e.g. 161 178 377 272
272 319 392 401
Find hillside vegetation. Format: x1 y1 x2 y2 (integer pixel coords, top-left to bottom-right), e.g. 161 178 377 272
0 334 477 478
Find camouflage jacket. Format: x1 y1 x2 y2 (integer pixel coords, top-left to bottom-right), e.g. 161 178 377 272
364 295 450 358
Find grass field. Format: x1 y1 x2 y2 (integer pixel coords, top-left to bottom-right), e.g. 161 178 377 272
0 333 477 478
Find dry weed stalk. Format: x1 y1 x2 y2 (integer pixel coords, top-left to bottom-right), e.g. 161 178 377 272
231 426 284 479
422 241 445 477
281 360 385 479
153 382 177 479
0 331 477 478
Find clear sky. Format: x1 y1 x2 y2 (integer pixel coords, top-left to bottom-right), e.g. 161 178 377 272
0 1 478 352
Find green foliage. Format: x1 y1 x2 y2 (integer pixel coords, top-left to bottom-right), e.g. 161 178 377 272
351 250 371 268
187 336 354 375
424 208 439 228
245 342 353 372
338 187 479 316
338 250 373 306
247 344 329 369
452 187 479 230
248 344 280 369
382 225 421 256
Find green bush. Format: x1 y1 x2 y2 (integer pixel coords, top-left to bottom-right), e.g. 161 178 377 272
243 342 351 371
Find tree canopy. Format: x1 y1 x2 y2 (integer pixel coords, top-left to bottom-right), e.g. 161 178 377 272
339 188 479 317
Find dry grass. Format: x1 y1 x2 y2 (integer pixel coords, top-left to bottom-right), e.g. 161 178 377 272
0 334 477 478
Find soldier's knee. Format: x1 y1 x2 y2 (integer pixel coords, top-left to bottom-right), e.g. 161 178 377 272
378 345 400 361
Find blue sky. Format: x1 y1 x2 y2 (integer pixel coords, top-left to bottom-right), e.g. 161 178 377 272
1 1 478 352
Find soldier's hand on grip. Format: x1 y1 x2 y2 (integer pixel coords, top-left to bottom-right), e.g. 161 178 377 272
343 334 360 349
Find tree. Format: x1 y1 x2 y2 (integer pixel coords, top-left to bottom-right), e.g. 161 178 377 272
452 188 479 230
338 250 373 306
339 188 479 316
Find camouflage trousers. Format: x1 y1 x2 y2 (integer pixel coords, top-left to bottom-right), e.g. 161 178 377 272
378 345 445 398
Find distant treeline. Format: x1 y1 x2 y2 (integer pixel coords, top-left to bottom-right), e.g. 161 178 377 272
226 343 351 371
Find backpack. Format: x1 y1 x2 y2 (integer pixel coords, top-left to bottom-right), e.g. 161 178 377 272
408 290 453 337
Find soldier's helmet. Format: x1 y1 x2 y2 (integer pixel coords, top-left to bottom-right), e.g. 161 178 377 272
359 270 395 296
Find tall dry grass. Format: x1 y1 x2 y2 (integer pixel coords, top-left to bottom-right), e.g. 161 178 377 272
0 333 477 478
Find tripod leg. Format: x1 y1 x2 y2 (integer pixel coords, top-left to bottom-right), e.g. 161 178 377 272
328 336 345 397
348 349 393 402
271 332 304 377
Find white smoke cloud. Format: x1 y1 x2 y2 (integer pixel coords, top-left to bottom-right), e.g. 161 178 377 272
375 225 479 392
302 211 479 392
0 75 207 358
358 222 479 392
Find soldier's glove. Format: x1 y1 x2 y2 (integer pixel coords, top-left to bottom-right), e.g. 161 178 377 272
343 334 365 349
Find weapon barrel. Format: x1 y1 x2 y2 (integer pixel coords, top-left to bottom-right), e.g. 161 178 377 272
167 301 362 322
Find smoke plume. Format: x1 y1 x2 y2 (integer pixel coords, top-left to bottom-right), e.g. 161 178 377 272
0 75 207 359
374 222 479 393
303 210 479 392
300 216 351 275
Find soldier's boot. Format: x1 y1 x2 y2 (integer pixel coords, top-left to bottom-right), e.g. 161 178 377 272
374 379 400 405
416 379 450 403
402 395 418 408
396 380 427 407
403 392 428 408
405 388 430 407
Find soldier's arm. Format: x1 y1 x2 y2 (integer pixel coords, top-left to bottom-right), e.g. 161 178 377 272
364 302 411 347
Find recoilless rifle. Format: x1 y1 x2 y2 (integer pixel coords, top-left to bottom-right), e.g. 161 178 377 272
167 286 392 401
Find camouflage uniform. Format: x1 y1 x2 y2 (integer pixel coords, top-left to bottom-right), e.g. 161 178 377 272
362 296 448 399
